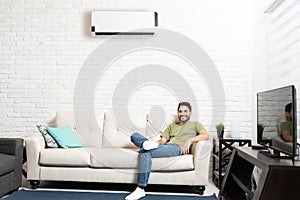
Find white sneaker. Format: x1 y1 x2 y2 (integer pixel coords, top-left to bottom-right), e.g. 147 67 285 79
143 141 159 150
125 187 146 200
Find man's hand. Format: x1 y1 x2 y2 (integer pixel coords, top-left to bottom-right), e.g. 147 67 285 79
181 138 194 155
181 130 208 154
157 137 167 145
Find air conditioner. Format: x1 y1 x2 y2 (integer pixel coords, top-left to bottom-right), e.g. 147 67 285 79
91 11 158 37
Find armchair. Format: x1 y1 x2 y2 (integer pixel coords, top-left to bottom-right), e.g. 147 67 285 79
0 138 23 197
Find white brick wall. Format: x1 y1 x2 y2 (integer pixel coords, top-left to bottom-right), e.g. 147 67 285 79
0 0 253 138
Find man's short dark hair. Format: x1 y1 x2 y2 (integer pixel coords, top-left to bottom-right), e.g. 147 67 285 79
285 103 292 113
177 102 192 112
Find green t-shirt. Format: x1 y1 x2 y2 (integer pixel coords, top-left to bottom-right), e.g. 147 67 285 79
280 121 293 136
161 121 205 147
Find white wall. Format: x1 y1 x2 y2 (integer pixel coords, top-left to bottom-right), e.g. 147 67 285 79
252 0 300 142
0 0 253 138
252 0 270 143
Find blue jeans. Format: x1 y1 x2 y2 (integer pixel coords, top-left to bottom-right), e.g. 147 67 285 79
130 132 181 187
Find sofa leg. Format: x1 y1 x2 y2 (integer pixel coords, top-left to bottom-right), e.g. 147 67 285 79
193 185 206 195
29 180 40 189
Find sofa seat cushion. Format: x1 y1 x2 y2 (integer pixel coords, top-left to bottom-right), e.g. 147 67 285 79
90 148 194 171
39 148 90 167
90 148 139 169
152 154 194 171
0 154 15 175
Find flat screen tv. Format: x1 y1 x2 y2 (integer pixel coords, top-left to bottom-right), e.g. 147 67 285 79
257 85 298 160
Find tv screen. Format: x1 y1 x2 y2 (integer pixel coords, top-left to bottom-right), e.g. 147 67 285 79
257 85 298 159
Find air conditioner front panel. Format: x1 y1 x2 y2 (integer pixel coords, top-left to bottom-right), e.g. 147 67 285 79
91 11 158 36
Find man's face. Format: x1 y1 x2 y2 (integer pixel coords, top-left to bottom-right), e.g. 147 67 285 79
286 111 293 122
177 105 191 123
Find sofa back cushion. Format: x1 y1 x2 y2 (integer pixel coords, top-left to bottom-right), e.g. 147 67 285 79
102 111 147 148
74 111 104 148
52 111 180 149
54 111 76 129
52 111 104 148
0 154 15 174
102 111 179 148
145 112 179 141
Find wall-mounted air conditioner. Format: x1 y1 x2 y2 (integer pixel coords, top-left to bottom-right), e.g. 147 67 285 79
91 11 158 37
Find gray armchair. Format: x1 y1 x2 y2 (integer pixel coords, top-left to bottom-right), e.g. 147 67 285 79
0 138 23 197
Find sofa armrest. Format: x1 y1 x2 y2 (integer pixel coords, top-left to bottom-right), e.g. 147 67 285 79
192 139 213 174
25 136 45 180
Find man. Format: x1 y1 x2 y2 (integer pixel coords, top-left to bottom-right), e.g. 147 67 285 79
125 102 209 200
280 103 293 142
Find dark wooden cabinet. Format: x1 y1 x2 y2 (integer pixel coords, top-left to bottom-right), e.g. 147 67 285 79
219 146 300 200
212 138 251 188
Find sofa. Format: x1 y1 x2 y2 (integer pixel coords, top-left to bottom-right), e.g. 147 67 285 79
0 138 23 197
271 135 293 154
272 113 293 154
25 111 212 194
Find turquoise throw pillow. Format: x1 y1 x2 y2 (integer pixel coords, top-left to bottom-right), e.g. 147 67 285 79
46 126 83 148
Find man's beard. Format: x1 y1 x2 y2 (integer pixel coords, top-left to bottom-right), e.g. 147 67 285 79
179 115 190 123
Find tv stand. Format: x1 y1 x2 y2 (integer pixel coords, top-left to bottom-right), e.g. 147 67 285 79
219 146 300 200
259 149 293 159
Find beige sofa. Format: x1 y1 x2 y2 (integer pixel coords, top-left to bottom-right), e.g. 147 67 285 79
25 111 212 194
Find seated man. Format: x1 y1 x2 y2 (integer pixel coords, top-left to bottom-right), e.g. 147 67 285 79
125 102 209 200
278 103 293 142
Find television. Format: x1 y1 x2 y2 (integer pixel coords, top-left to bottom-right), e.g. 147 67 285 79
257 85 298 160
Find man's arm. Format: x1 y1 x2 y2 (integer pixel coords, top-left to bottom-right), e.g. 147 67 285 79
191 129 209 143
158 124 171 145
181 129 209 155
282 130 293 142
280 122 293 142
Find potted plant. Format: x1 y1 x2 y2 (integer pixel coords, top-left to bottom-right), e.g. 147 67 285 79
257 123 265 140
216 123 225 138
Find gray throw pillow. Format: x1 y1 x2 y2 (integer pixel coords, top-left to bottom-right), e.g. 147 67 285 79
37 125 59 148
